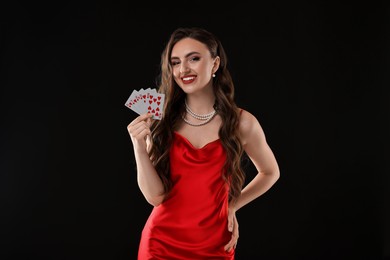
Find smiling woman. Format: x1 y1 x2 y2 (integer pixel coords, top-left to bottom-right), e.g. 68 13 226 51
127 27 280 259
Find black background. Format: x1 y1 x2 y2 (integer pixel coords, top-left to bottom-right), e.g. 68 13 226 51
1 1 389 260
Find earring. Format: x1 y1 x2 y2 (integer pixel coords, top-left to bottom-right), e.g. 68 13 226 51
212 73 216 78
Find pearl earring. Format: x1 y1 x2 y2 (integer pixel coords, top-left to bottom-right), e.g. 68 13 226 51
212 73 216 78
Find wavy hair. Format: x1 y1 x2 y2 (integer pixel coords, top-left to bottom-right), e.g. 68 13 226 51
149 27 245 204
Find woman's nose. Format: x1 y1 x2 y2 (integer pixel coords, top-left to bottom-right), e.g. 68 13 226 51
179 63 190 74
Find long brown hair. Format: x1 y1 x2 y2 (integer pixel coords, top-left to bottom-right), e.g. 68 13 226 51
149 27 245 204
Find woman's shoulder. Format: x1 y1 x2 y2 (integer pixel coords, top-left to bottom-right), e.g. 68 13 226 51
237 108 263 144
238 108 259 128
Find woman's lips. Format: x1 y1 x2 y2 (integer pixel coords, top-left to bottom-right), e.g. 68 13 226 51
181 76 196 84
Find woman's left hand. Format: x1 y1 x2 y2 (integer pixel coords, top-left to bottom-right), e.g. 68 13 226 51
224 206 239 252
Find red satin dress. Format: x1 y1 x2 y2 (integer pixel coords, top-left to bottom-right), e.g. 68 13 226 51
138 131 235 260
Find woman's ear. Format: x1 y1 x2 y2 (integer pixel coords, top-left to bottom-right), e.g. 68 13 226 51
213 56 220 74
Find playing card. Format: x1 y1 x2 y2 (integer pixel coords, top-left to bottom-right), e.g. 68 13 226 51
145 92 165 120
137 88 157 114
124 89 141 114
132 88 145 114
125 88 164 120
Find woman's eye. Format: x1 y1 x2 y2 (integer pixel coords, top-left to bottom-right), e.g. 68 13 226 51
171 61 180 66
190 56 200 62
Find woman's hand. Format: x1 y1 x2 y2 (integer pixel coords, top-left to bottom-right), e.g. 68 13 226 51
127 113 153 153
224 206 239 252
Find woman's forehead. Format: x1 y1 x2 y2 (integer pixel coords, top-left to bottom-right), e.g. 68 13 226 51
171 38 209 58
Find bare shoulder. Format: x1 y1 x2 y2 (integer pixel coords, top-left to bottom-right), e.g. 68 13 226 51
238 108 265 146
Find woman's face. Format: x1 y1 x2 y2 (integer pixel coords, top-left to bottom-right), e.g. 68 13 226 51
170 38 219 94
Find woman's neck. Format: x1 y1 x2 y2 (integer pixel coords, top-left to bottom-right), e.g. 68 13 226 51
185 95 216 115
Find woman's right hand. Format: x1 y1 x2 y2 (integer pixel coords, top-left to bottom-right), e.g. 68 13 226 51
127 113 153 153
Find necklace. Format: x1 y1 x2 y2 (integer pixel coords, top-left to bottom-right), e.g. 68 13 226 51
185 100 216 120
182 113 217 126
183 100 217 126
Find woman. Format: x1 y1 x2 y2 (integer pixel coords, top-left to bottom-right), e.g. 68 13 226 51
127 27 280 259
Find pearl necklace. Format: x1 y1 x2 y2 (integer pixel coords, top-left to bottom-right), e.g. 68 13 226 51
183 100 217 127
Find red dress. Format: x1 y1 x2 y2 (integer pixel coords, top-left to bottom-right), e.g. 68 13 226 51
138 131 235 259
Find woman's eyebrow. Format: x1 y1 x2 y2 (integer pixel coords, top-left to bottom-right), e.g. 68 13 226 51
171 51 201 60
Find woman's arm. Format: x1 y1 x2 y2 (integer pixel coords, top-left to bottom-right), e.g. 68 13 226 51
225 109 280 251
127 113 165 206
235 109 280 211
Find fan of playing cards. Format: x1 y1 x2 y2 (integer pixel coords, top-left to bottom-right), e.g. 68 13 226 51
124 88 165 120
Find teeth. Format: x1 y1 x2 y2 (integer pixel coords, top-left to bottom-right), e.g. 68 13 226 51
183 77 195 81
